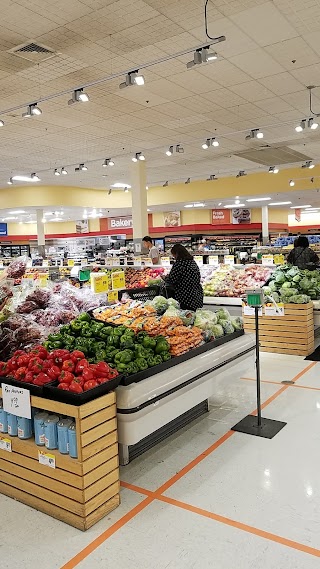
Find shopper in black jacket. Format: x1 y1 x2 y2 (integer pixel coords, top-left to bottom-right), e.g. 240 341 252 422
287 236 319 269
163 244 203 311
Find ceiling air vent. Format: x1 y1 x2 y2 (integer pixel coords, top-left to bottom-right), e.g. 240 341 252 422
8 42 58 62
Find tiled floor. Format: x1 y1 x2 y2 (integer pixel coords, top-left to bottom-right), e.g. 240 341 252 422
2 352 320 569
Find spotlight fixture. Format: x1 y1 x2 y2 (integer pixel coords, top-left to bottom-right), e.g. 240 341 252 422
124 187 129 193
103 158 115 167
302 160 315 169
176 144 184 154
236 170 247 178
61 167 68 175
68 88 89 105
108 188 112 195
22 103 42 118
212 138 219 147
119 70 145 89
268 166 279 174
166 146 174 156
0 120 4 127
207 174 217 181
132 152 145 162
245 128 263 140
54 168 60 176
163 181 169 187
7 178 13 185
289 180 295 187
202 139 210 150
185 178 191 184
187 46 218 69
308 117 318 130
295 119 306 132
75 163 88 172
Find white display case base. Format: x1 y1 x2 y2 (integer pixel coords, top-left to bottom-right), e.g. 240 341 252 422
204 296 243 306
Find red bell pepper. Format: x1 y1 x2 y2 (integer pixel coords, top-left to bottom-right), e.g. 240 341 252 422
58 371 74 384
62 359 75 373
69 381 83 394
83 379 98 391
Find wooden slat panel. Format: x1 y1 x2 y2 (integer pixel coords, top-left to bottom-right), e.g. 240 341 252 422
83 468 119 502
0 451 83 489
244 326 314 338
0 459 84 502
0 481 87 531
81 418 117 448
80 405 116 434
0 470 85 516
244 320 313 328
260 339 314 349
1 391 79 420
83 454 119 489
257 335 313 346
261 346 311 356
82 429 118 462
79 392 116 419
85 495 120 530
83 443 118 482
84 481 119 516
244 314 313 322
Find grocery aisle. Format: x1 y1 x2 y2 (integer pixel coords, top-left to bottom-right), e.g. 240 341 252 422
2 352 320 569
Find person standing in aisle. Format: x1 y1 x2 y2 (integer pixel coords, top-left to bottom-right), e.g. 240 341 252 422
163 244 203 311
142 236 161 265
287 235 319 269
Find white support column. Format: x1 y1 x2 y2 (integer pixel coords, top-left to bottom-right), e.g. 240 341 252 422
36 209 45 257
130 159 148 251
261 205 269 245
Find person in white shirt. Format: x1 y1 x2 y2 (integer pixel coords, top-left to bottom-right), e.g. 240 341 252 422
142 236 160 265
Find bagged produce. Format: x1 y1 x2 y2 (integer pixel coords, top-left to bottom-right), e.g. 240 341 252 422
167 298 180 308
231 316 243 331
163 305 180 318
211 324 224 338
216 307 231 322
150 295 169 314
289 294 310 304
178 310 195 325
6 256 28 279
221 320 235 334
194 309 218 330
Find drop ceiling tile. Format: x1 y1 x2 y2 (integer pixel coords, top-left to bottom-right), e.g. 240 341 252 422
255 96 296 114
192 18 258 58
117 87 169 107
169 70 222 94
197 59 250 87
259 72 304 95
228 80 275 102
230 48 286 79
265 37 320 71
303 30 320 56
230 2 298 47
290 62 320 85
201 88 247 108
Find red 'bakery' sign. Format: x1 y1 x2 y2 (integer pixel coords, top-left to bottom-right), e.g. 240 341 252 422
211 209 230 224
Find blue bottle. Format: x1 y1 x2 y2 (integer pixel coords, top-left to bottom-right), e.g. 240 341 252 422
57 419 72 454
0 400 8 433
17 416 33 440
7 413 18 436
68 423 78 458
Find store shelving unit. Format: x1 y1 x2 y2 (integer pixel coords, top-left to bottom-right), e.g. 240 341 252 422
0 389 120 530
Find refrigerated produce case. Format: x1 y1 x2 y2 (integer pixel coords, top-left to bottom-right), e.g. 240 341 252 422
0 244 30 258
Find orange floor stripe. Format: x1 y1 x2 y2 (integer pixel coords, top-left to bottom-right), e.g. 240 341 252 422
242 377 320 391
158 495 320 559
60 359 318 568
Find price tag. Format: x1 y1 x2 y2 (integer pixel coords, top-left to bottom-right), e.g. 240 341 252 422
42 259 49 267
91 274 109 294
25 273 34 279
264 302 285 316
208 255 219 266
224 255 234 265
194 256 203 267
37 275 49 288
0 436 12 452
242 301 263 316
111 271 125 290
38 450 56 469
27 260 33 268
2 383 31 419
67 259 75 267
134 258 142 266
262 255 274 265
161 257 171 267
81 258 88 267
274 254 285 265
108 290 118 303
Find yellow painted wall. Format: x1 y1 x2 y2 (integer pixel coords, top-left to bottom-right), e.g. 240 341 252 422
7 218 99 236
152 208 288 227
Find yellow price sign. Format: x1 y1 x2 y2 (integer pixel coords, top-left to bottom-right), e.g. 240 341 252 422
67 259 75 267
209 256 219 266
38 276 49 288
25 273 34 279
81 258 88 267
224 255 234 265
274 254 285 265
111 271 125 290
91 274 109 294
108 290 118 303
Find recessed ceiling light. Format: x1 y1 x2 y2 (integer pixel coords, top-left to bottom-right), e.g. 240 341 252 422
268 201 292 205
111 182 131 188
224 203 245 208
246 197 271 202
289 205 311 209
9 210 26 214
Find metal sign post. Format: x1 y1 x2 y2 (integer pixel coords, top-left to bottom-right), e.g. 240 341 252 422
232 289 287 439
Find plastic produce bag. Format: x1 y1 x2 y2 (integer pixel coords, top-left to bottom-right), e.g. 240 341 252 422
211 324 224 338
215 307 231 322
221 320 235 335
231 316 243 331
150 295 169 314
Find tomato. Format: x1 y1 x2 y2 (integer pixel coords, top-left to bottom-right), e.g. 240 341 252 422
57 382 70 390
69 381 83 394
30 345 48 360
47 365 60 380
70 350 85 363
17 354 30 367
82 367 95 382
75 359 89 374
83 380 98 391
14 366 28 381
62 359 75 373
58 371 74 384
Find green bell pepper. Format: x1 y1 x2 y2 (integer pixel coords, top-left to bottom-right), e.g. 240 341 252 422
115 363 127 373
142 336 157 349
136 331 148 344
120 336 135 349
78 313 91 322
98 327 113 339
60 324 71 335
95 349 107 361
135 358 148 371
82 328 93 338
155 339 170 354
161 352 171 362
71 320 82 333
114 350 133 364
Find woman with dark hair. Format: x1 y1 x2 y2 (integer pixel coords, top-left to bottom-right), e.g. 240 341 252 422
163 244 203 311
287 235 319 269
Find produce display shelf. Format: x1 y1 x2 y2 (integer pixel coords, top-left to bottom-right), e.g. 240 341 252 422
204 296 243 306
116 333 255 465
0 389 120 530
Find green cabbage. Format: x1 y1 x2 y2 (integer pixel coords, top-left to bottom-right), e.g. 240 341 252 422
178 310 195 325
216 308 231 321
231 317 243 331
167 298 180 308
221 320 235 334
211 324 224 338
151 296 169 313
275 272 286 284
288 294 310 304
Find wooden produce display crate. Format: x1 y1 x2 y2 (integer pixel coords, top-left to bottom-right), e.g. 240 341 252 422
0 389 120 531
243 302 314 356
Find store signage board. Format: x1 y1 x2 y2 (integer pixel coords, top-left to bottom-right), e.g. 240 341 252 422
295 208 301 223
161 257 171 267
264 303 285 316
108 290 118 303
0 436 11 452
91 274 109 294
232 208 251 224
242 301 263 316
67 259 75 267
211 209 230 225
262 255 274 265
112 271 125 290
2 383 31 419
38 450 56 469
274 254 285 265
224 255 235 265
208 255 219 266
194 255 203 267
27 260 33 268
0 223 7 236
108 216 132 230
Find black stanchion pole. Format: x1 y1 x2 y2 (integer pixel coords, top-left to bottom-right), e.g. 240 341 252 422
255 305 262 427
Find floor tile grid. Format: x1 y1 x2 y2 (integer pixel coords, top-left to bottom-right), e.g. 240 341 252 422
60 361 318 569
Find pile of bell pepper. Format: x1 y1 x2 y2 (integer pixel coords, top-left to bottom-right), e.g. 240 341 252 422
43 313 171 376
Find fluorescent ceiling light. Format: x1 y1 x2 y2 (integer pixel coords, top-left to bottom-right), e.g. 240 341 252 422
193 202 205 207
302 209 319 212
44 212 53 216
3 216 17 220
9 210 25 214
12 175 40 182
51 217 63 221
111 182 131 188
224 203 245 208
289 205 311 209
184 204 194 208
268 201 292 205
246 197 271 202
